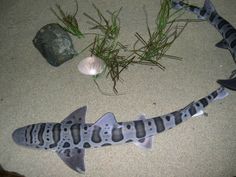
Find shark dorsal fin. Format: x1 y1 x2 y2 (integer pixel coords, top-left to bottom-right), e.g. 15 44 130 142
94 112 118 127
61 106 87 124
57 148 85 174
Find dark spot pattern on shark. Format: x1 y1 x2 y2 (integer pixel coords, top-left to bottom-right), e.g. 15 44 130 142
134 120 146 138
218 20 229 30
111 127 124 142
91 126 102 143
101 143 111 147
52 123 61 143
230 39 236 49
189 106 197 116
165 116 170 121
173 111 183 125
38 123 45 146
199 98 209 107
70 124 80 144
24 126 28 143
209 12 217 22
153 117 165 132
83 142 91 148
63 142 70 148
29 124 35 144
225 29 236 39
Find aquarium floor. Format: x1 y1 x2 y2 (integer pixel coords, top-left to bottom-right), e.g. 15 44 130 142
0 0 235 177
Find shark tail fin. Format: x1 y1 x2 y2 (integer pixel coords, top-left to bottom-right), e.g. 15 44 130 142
217 78 236 91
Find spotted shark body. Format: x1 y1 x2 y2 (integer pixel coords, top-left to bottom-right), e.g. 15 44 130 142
171 0 236 90
12 87 228 173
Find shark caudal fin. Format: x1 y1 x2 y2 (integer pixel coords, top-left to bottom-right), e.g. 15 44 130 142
217 77 236 91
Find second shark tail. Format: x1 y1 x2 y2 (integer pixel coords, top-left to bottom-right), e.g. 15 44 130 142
217 70 236 91
171 0 217 20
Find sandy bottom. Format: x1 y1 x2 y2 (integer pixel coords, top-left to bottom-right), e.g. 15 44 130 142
0 0 235 176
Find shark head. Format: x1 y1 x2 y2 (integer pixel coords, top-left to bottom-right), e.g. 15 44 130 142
12 123 51 149
12 126 29 147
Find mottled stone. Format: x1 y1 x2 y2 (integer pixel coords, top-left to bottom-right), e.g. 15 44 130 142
33 23 77 66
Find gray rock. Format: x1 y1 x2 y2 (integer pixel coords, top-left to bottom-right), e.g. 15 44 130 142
33 23 77 66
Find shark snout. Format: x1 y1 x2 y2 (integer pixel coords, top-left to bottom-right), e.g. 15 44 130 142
12 127 27 146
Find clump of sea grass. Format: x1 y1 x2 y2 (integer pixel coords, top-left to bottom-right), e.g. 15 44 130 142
132 0 188 70
51 0 190 94
84 4 135 93
85 1 188 93
51 0 84 38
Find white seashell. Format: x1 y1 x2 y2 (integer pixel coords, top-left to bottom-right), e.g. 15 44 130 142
77 56 106 76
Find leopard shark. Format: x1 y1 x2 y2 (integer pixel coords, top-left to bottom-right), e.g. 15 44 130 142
171 0 236 90
12 87 228 173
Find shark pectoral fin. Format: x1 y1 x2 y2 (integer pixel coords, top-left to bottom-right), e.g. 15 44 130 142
94 112 118 127
61 106 87 124
215 39 229 49
57 148 85 174
192 110 204 117
134 136 153 149
133 114 153 149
